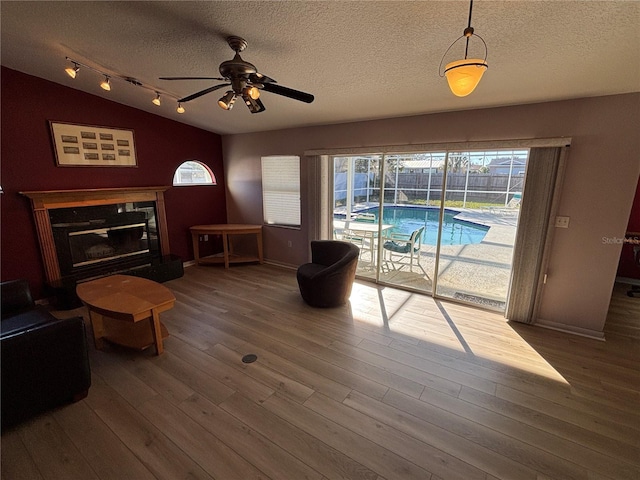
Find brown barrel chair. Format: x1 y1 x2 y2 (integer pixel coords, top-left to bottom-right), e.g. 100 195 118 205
296 240 360 308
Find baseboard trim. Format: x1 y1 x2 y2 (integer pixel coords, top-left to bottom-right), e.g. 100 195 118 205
183 259 296 271
264 260 297 271
534 319 606 341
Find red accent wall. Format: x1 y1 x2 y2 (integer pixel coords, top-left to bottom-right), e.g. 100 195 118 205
1 67 227 298
617 178 640 279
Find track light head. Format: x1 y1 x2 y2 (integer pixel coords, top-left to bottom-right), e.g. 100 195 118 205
152 93 161 106
176 103 185 114
100 76 111 91
65 62 80 79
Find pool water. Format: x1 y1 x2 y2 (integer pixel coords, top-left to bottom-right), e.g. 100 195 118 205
358 206 489 246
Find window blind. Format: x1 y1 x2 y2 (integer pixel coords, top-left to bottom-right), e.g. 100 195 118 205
261 156 301 227
506 147 565 323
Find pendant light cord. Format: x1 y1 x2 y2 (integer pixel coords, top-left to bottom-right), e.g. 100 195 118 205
438 0 487 78
464 0 474 59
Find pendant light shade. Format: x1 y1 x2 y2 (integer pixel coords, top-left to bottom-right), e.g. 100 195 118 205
444 59 487 97
439 0 488 97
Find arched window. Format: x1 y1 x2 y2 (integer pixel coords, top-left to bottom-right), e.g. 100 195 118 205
172 160 217 186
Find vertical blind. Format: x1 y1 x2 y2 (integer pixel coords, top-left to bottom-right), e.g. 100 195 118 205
261 156 301 227
506 147 564 323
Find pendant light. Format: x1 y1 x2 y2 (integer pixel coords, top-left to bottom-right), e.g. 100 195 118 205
439 0 488 97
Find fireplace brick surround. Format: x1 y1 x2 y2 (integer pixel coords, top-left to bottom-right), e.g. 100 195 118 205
21 187 182 306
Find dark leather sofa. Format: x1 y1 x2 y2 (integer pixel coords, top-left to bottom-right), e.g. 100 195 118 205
296 240 360 307
1 279 91 430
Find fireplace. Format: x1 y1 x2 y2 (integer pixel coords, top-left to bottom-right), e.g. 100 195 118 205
50 204 159 279
21 188 182 298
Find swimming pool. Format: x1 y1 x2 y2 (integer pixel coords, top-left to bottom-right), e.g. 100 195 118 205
353 206 489 246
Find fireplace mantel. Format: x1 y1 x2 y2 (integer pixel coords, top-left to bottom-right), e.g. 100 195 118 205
21 187 171 283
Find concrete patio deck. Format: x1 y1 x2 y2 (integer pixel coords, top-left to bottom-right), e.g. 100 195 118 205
348 208 519 310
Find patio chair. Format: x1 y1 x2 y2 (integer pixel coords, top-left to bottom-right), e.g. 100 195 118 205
383 226 425 270
354 213 376 222
487 193 521 216
341 213 376 257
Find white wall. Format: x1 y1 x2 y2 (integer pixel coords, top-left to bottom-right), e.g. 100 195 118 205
222 93 640 336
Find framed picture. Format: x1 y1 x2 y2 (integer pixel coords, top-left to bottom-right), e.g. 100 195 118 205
49 121 137 167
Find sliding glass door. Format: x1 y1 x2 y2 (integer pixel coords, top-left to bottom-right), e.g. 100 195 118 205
332 148 529 311
376 153 446 294
433 150 527 310
333 155 383 282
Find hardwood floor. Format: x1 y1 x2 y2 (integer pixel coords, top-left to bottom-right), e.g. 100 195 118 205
2 264 639 480
605 281 640 340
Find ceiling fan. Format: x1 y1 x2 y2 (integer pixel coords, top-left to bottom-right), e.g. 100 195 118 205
160 36 314 114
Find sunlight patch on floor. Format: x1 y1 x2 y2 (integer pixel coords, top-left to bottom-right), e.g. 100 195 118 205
348 281 569 386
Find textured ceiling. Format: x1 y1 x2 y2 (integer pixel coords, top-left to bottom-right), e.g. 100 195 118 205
2 1 639 135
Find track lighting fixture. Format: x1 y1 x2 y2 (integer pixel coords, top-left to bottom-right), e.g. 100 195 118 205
218 91 236 110
100 76 111 91
438 0 488 97
64 56 184 115
65 62 80 79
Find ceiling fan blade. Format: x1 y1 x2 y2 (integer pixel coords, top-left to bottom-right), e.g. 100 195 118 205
160 76 226 81
261 83 314 103
249 72 276 84
178 84 230 103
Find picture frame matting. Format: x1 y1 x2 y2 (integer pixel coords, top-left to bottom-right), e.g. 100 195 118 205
49 121 137 167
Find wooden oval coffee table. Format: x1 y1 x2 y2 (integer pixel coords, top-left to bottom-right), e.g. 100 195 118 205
76 274 175 355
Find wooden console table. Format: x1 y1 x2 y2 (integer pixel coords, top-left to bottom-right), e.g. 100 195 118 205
190 224 263 269
76 274 175 355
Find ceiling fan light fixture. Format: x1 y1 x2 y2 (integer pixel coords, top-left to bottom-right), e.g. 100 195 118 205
218 91 236 110
65 62 79 79
100 75 111 91
176 102 185 114
152 92 161 106
439 0 488 97
245 86 260 100
242 93 265 114
159 36 313 113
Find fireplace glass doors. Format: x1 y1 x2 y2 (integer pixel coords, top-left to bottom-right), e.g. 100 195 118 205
49 202 160 279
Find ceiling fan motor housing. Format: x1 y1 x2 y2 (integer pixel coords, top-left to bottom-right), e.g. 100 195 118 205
219 54 257 78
